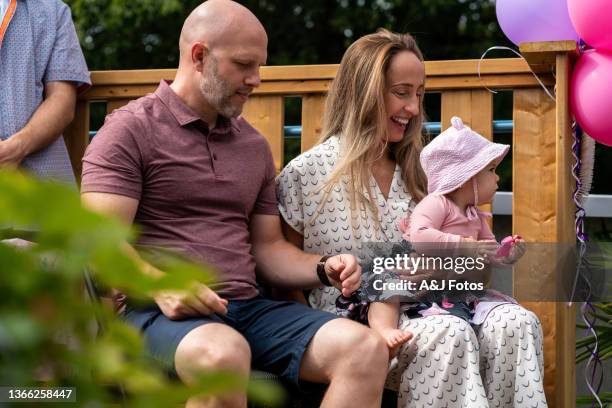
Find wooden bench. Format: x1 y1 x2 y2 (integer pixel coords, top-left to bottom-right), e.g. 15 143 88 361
65 41 578 407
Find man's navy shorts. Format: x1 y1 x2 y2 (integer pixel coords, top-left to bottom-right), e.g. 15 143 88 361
123 296 338 387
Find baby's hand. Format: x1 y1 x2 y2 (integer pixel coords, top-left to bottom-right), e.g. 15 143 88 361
503 238 526 264
460 237 498 260
495 235 526 265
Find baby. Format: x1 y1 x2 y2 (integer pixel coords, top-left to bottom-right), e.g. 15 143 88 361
368 116 525 354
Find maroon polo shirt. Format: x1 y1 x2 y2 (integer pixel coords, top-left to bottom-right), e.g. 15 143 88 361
81 80 279 300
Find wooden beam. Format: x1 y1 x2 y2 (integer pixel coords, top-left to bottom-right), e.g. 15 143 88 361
520 40 579 74
441 90 493 137
241 96 284 173
513 87 557 405
441 89 494 218
81 74 552 101
553 51 576 408
86 58 542 86
512 73 575 406
301 94 327 152
63 100 90 184
106 99 132 115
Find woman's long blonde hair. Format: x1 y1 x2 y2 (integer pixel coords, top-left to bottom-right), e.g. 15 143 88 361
315 29 428 228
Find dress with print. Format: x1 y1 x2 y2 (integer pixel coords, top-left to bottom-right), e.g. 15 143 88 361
277 136 547 407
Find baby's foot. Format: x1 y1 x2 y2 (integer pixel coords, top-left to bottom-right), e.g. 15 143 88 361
379 328 413 358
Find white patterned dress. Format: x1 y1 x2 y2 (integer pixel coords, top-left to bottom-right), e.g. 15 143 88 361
276 136 547 407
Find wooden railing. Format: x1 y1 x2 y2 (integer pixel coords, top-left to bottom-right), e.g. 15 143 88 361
64 41 578 408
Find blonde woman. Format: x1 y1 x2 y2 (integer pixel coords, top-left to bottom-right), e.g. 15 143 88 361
277 29 546 407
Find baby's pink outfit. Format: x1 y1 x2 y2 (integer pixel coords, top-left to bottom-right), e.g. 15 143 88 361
408 194 494 252
409 115 508 252
405 193 514 325
401 116 515 324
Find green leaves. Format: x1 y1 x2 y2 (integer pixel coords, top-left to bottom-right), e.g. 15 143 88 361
65 0 512 70
0 170 282 406
576 303 612 365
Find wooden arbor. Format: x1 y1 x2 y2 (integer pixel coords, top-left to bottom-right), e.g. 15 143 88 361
65 41 578 407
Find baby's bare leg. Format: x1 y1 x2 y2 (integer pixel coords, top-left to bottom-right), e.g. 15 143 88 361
368 302 413 357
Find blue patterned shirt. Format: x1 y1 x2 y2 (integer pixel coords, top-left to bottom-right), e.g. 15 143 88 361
0 1 9 20
0 0 90 184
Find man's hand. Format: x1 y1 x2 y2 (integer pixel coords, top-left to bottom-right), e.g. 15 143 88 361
0 138 27 168
154 282 228 320
324 254 361 297
0 81 77 169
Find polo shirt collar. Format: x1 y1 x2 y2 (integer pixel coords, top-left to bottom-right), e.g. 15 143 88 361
155 80 240 134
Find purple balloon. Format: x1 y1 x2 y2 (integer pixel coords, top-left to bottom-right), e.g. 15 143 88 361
496 0 579 46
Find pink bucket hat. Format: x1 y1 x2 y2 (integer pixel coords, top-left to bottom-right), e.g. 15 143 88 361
420 117 509 216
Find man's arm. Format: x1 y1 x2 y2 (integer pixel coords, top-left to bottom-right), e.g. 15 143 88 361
270 219 309 304
0 81 77 167
250 213 361 297
81 192 228 319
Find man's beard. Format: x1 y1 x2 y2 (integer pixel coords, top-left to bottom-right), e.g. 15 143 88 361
199 56 243 119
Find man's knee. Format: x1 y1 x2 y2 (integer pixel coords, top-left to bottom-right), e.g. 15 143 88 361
175 323 251 383
325 320 388 372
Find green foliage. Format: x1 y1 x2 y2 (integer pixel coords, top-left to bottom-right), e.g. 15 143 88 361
576 392 612 406
68 0 185 69
66 0 511 70
0 171 283 406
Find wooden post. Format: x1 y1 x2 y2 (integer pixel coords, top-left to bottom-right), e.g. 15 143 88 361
441 89 494 217
106 99 132 115
241 96 285 173
63 100 90 184
514 41 577 408
301 94 327 152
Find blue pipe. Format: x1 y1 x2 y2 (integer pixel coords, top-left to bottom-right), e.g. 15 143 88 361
282 119 513 139
89 119 514 140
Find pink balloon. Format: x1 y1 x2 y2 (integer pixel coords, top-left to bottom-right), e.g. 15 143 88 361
496 0 579 46
570 50 612 147
568 0 612 51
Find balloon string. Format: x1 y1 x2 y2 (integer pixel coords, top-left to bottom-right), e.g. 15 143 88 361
477 46 556 101
571 122 604 408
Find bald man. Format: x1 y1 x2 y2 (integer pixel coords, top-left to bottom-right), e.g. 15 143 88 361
80 1 388 407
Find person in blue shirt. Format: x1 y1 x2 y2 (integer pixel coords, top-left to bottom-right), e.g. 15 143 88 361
0 0 90 184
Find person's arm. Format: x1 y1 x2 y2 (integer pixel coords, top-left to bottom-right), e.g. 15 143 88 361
250 213 361 297
0 81 77 167
272 219 309 304
81 191 228 319
282 219 304 248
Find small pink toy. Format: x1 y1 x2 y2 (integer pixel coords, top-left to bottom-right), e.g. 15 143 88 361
496 235 522 257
